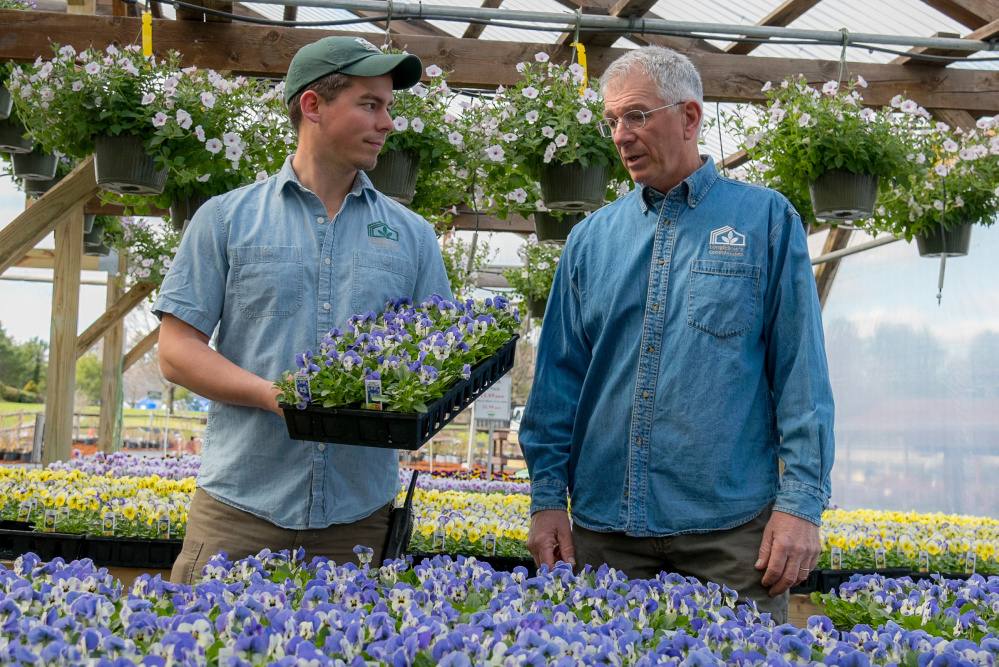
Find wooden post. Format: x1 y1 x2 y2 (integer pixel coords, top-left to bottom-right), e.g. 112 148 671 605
43 209 84 466
98 252 127 453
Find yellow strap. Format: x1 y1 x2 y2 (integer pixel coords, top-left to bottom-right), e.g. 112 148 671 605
142 11 153 57
572 42 588 92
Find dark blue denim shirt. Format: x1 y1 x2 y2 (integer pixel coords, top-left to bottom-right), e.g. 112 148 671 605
520 157 834 536
153 156 451 529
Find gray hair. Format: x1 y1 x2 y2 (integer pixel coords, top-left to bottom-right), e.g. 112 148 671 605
600 46 704 109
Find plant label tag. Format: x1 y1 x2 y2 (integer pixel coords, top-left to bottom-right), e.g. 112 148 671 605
484 533 497 555
919 551 930 572
830 547 842 570
965 551 976 574
874 547 886 570
217 647 234 663
365 378 383 411
295 372 312 402
432 529 446 552
30 498 38 512
43 509 57 533
957 552 966 571
158 515 170 540
17 500 30 522
102 510 116 536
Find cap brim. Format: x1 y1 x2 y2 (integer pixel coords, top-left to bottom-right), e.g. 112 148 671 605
341 53 424 90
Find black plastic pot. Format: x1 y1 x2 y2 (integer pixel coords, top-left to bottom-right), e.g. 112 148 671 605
0 116 33 154
533 211 585 243
84 536 184 568
12 148 58 180
83 222 105 247
906 571 975 583
280 336 518 450
790 569 821 595
366 149 420 205
819 567 911 592
93 133 168 195
22 175 61 196
808 169 880 221
84 242 111 257
0 529 85 562
916 224 972 258
83 214 95 235
169 193 212 233
0 85 12 120
527 297 547 320
540 161 610 211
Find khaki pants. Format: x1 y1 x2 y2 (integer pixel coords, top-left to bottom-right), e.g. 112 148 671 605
171 489 392 585
572 506 788 624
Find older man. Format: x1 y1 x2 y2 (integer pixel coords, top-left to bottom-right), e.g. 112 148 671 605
520 46 834 623
155 37 451 584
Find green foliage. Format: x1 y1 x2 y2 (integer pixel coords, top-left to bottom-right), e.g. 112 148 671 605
101 216 181 286
438 232 496 299
502 234 562 302
75 352 103 405
382 59 459 178
0 324 46 394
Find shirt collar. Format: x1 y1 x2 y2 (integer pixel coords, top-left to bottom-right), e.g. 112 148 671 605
277 154 377 200
637 155 719 214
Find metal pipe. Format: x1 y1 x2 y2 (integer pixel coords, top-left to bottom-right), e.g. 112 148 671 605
811 234 900 265
248 0 998 54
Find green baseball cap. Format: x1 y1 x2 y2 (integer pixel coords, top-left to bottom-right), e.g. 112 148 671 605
284 36 423 104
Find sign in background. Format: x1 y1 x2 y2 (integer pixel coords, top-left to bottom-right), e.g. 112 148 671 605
475 375 511 425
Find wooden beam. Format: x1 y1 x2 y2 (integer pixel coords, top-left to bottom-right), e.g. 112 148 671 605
916 0 999 30
76 281 157 358
893 21 999 65
724 0 823 55
43 209 84 466
449 207 534 233
98 251 126 453
462 0 503 39
720 149 749 170
3 12 996 113
352 10 453 38
554 0 723 53
929 108 980 131
124 326 160 371
282 5 296 21
0 156 99 276
813 227 853 308
11 248 100 271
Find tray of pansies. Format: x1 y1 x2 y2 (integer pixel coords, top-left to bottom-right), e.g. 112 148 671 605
274 295 520 450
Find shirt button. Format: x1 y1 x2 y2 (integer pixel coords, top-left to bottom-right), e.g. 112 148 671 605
636 437 642 445
642 391 649 399
648 345 654 353
316 217 325 224
652 303 659 311
323 302 331 310
658 259 665 266
325 258 331 266
317 443 325 452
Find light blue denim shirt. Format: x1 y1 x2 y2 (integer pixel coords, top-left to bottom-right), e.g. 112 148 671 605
520 157 834 536
152 155 452 529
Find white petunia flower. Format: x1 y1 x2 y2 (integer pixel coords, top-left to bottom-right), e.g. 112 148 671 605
255 171 268 182
509 188 528 203
855 75 867 88
222 132 240 146
525 110 539 124
554 133 568 147
535 52 550 63
426 65 443 77
761 81 772 92
943 139 959 152
798 113 811 127
900 99 918 114
541 126 555 138
448 131 464 146
194 125 206 142
859 108 875 121
516 62 527 73
226 144 243 162
522 87 539 100
200 91 216 108
485 145 505 162
196 173 211 182
411 118 424 133
152 112 169 127
822 81 839 95
141 92 156 105
934 163 949 176
577 107 593 124
85 62 100 75
393 116 409 132
890 94 903 108
205 138 223 154
176 109 193 130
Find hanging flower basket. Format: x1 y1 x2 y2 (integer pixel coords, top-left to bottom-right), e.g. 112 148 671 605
0 117 33 154
533 211 585 243
12 148 58 180
0 85 12 120
84 242 111 257
808 169 880 221
169 193 212 233
366 149 420 205
94 134 168 195
915 223 973 258
83 221 105 247
539 162 610 211
22 175 61 197
527 296 547 319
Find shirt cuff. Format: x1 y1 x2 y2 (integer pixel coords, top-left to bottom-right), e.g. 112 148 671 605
530 479 568 516
152 298 217 339
773 480 827 526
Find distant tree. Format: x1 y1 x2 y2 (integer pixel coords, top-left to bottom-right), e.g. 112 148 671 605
75 353 103 406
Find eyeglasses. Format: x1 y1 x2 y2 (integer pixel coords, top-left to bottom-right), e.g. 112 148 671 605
597 102 684 138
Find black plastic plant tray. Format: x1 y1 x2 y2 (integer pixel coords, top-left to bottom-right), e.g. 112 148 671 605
84 536 185 569
819 567 912 592
790 569 820 595
280 335 518 450
0 529 85 562
410 551 537 576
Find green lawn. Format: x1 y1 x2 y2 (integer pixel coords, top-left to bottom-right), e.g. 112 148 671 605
0 404 208 441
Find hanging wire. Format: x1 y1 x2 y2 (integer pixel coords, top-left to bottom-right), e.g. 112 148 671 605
715 101 728 177
465 171 481 278
937 174 947 305
837 27 851 83
383 0 393 48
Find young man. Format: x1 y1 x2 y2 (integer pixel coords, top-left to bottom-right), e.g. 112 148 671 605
154 36 451 584
520 46 834 623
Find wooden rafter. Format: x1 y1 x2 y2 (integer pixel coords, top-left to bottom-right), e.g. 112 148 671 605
463 0 504 40
4 11 996 114
553 0 723 53
723 0 823 55
76 282 157 358
351 10 453 38
124 326 161 371
813 227 853 308
917 0 999 30
893 21 999 66
13 248 101 271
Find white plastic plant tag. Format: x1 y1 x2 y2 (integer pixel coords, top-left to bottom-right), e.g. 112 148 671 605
295 372 312 403
43 509 57 533
364 378 383 411
157 515 170 540
958 552 966 571
484 533 497 555
17 500 30 522
965 551 976 574
830 547 842 570
102 510 116 536
874 547 886 570
432 529 446 552
919 551 930 572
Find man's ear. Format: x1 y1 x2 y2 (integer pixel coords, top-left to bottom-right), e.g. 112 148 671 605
299 90 323 126
683 101 704 142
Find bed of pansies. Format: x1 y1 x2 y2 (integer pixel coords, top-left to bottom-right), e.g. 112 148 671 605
3 548 999 666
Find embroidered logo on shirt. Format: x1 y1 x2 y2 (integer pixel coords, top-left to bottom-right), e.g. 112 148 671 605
368 221 400 248
709 226 746 257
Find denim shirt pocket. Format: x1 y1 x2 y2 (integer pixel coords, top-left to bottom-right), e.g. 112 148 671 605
686 259 760 338
233 246 303 318
352 250 417 314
